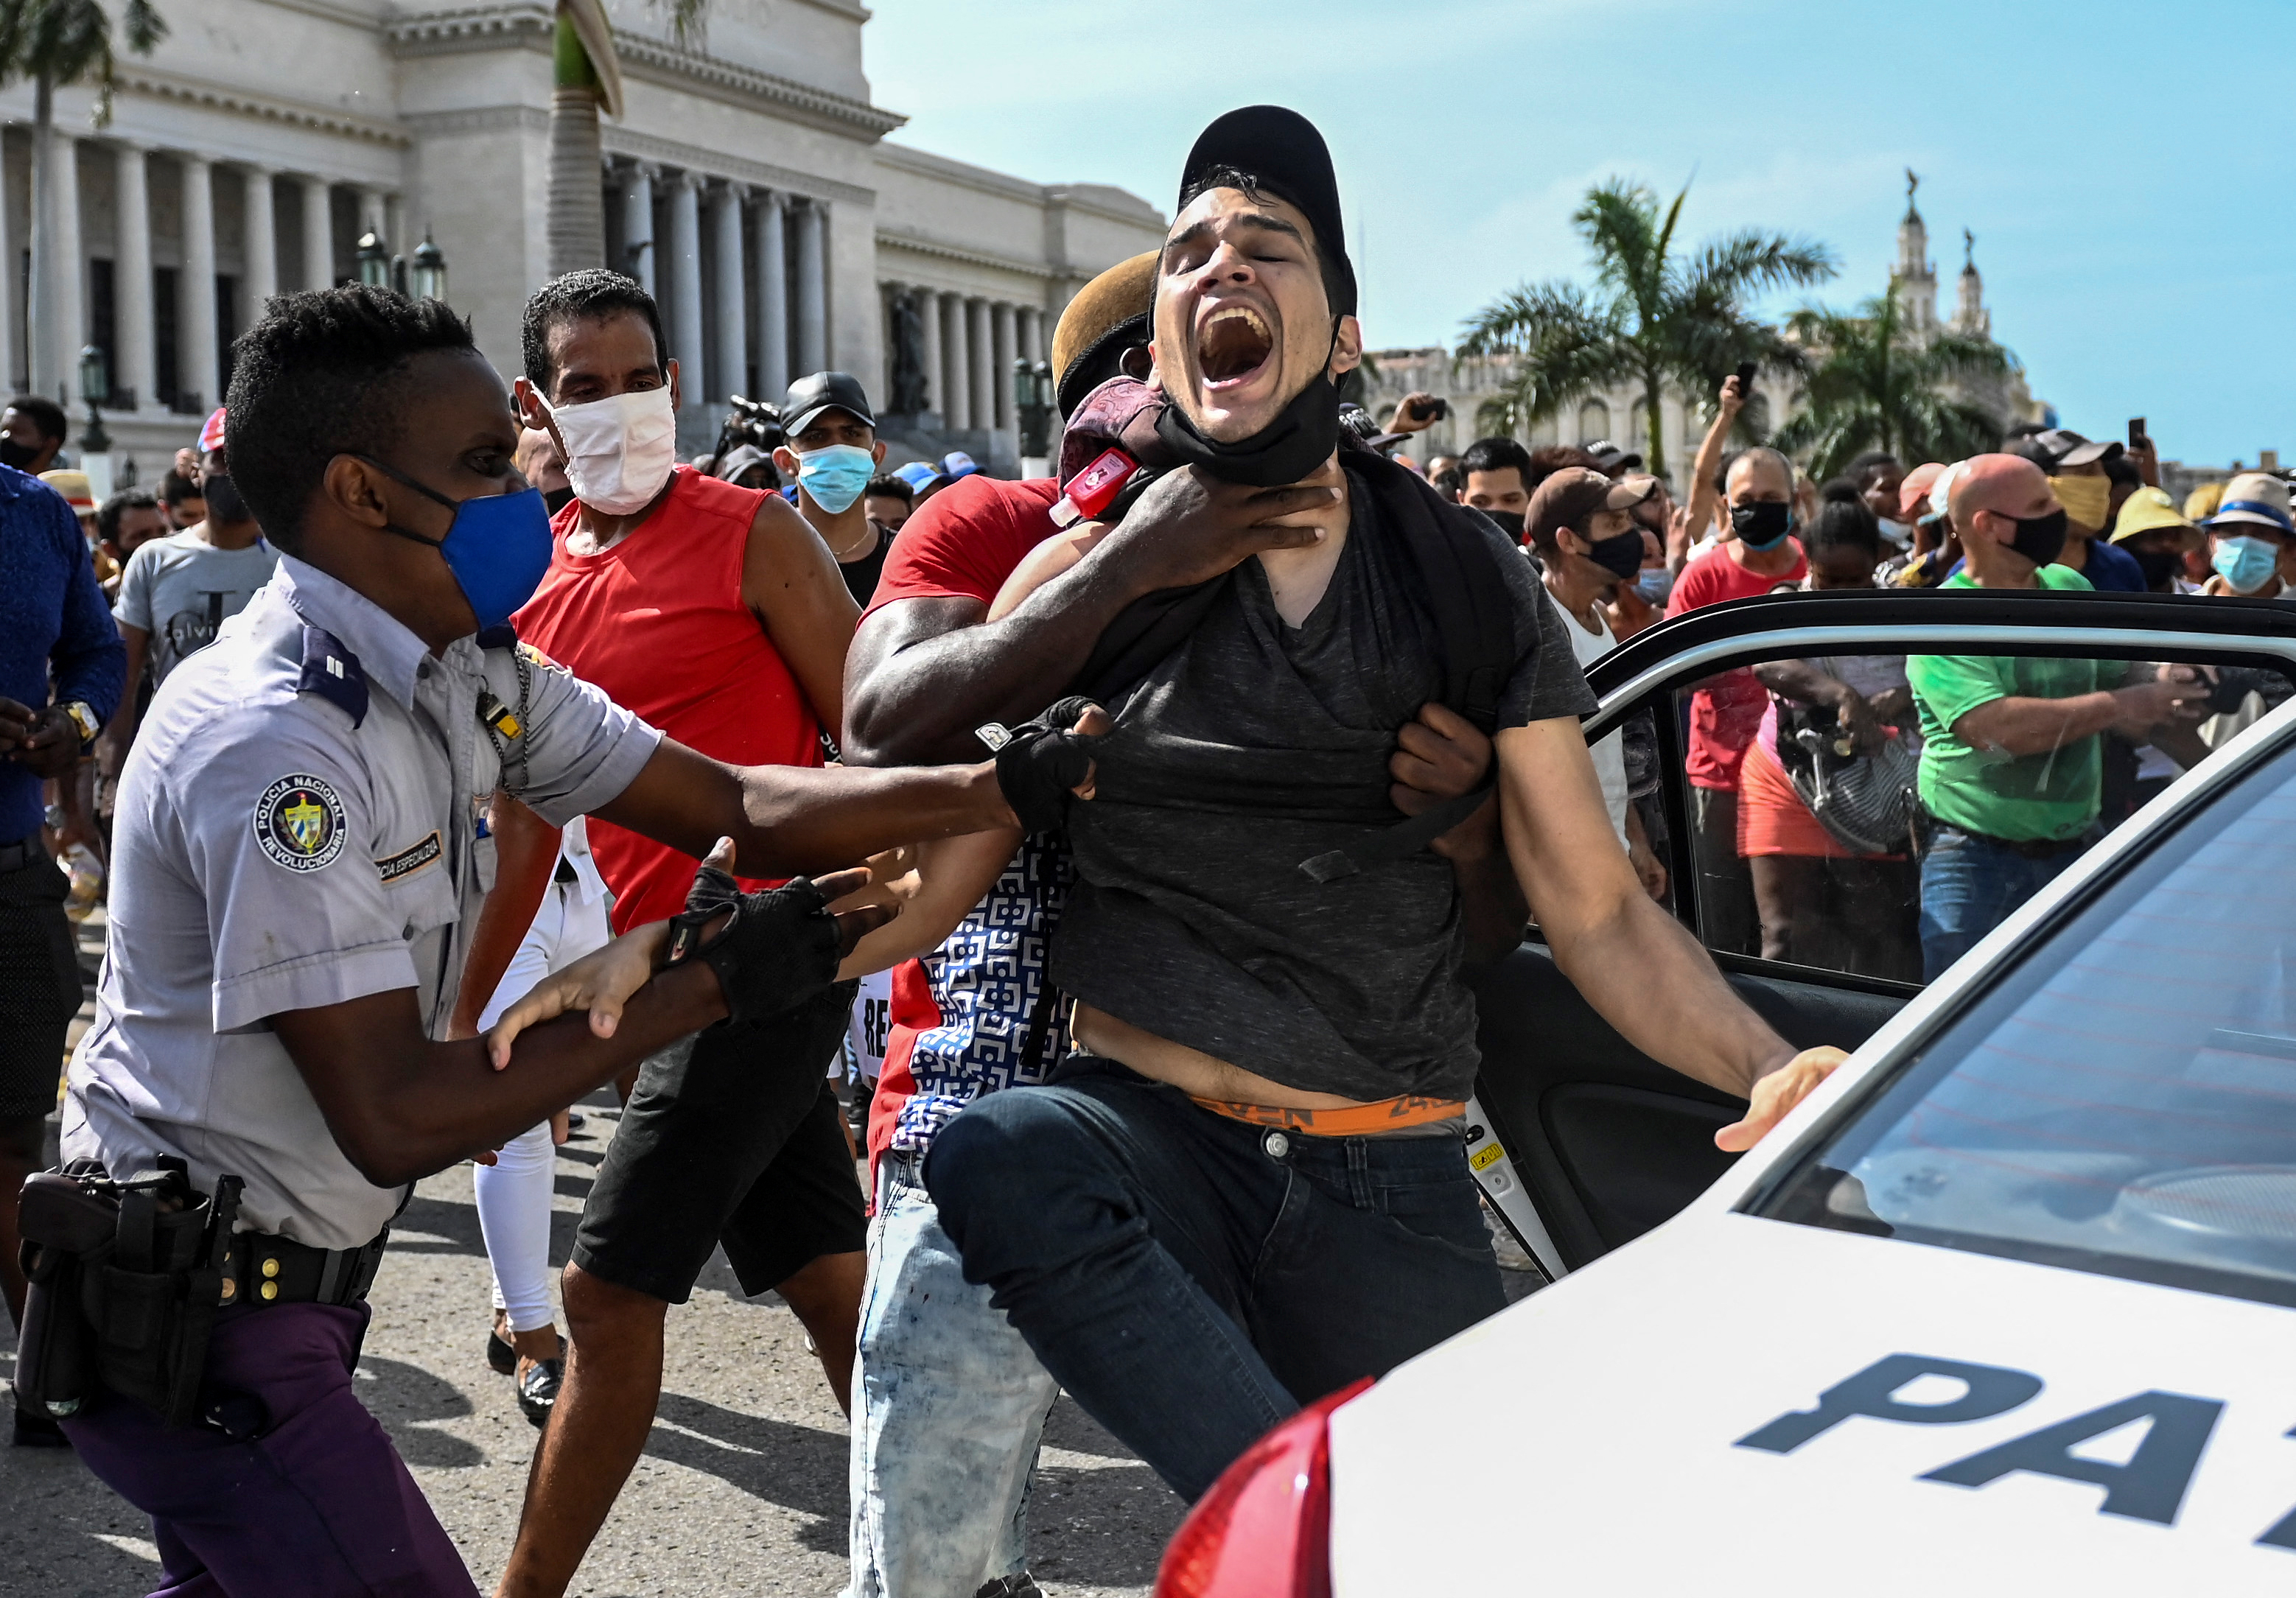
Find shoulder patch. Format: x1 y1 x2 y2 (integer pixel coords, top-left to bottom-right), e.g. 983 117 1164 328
516 640 567 675
295 625 368 728
254 774 349 872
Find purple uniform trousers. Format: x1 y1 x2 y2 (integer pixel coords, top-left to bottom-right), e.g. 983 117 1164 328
59 1298 477 1597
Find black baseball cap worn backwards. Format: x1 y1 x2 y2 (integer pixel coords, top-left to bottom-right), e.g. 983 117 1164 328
1177 105 1357 317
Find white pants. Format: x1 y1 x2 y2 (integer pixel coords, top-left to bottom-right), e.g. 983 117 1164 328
471 877 612 1333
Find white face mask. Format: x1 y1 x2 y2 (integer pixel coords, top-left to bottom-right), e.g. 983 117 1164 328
1877 516 1913 547
543 386 677 516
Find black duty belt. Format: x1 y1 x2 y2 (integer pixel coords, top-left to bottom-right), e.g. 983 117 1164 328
219 1227 390 1309
0 834 43 873
1938 824 2092 861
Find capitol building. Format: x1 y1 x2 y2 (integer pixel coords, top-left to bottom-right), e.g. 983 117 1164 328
0 0 1166 486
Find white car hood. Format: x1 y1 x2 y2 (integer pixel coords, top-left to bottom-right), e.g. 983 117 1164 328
1329 1211 2296 1594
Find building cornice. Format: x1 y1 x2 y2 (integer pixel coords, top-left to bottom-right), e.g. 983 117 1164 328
875 141 1161 229
385 4 905 141
401 105 550 139
875 227 1063 284
116 66 411 147
602 128 875 208
256 0 382 25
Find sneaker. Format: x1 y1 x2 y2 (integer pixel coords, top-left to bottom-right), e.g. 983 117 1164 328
517 1357 564 1427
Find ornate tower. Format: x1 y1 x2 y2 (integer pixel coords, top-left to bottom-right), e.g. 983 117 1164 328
1954 228 1990 337
1894 168 1937 336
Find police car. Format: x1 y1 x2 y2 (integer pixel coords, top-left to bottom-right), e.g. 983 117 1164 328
1154 591 2296 1595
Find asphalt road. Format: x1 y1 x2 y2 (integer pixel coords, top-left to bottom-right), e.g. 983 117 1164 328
3 1095 1186 1597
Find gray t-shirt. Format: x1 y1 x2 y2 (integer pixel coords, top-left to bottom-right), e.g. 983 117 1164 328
114 530 279 682
1052 469 1595 1103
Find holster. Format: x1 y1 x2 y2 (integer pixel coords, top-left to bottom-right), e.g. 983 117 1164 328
15 1157 242 1429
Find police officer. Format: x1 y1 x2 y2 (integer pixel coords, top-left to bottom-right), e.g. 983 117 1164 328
48 285 1015 1595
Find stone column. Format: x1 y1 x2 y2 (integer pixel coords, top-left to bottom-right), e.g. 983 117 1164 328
941 290 969 432
241 165 278 313
619 163 656 297
113 143 154 412
0 135 14 390
752 189 787 400
299 175 333 290
967 299 993 438
710 183 748 401
918 287 944 428
991 301 1016 434
665 170 704 408
32 131 83 399
181 155 219 415
1017 306 1040 368
793 198 827 376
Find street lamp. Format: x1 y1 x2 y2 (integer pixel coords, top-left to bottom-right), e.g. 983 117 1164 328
356 229 391 288
76 344 114 502
410 230 448 304
1014 357 1054 480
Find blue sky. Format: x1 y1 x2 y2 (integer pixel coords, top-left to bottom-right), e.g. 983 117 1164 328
862 0 2292 470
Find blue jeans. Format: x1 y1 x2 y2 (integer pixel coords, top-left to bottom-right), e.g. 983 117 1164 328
1918 825 2087 981
925 1056 1505 1501
844 1152 1059 1598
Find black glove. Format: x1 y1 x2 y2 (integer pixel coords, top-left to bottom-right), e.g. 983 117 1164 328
663 863 841 1028
983 695 1104 836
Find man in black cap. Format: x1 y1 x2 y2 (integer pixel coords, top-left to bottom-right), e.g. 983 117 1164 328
918 105 1847 1502
776 371 897 606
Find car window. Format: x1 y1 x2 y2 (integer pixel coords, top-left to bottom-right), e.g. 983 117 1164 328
1669 648 2283 987
1757 733 2296 1309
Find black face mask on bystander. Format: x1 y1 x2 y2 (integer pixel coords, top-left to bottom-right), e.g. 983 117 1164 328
2006 506 2069 570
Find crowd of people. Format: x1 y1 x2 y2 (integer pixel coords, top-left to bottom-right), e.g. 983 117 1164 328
1378 368 2281 986
0 97 2279 1598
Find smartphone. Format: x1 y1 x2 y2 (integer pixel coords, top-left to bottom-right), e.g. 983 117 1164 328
1735 361 1758 398
2128 417 2147 449
1410 395 1449 424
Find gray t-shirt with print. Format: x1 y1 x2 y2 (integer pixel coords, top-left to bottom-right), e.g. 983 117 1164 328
1052 465 1596 1104
115 530 280 682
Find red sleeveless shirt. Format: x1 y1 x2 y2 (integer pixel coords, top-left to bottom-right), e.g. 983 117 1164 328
516 467 823 932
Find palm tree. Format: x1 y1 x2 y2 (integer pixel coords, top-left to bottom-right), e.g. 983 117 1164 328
547 0 709 280
0 0 165 398
1457 178 1835 482
1771 287 2010 480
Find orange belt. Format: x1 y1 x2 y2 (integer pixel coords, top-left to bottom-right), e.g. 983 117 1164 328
1187 1094 1466 1138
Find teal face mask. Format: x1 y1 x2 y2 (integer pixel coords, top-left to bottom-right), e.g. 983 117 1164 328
2213 533 2280 594
795 444 875 515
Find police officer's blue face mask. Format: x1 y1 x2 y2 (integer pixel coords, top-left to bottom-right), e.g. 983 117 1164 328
794 444 876 516
357 455 556 634
2213 532 2281 595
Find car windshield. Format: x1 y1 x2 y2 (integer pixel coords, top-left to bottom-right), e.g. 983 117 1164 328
1757 732 2296 1309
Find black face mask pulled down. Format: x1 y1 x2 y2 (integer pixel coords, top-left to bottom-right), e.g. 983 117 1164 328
2006 506 2069 570
1154 369 1342 488
0 435 41 472
200 472 251 527
1585 528 1646 581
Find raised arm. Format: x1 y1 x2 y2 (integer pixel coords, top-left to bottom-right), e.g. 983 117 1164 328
1680 375 1747 566
1953 672 2202 760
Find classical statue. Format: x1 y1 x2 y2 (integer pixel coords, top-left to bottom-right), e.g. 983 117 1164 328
889 291 929 416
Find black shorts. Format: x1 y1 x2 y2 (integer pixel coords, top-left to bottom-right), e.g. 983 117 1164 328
573 981 866 1303
0 857 80 1122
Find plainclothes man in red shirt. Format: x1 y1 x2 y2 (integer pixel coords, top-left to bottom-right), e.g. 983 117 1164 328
485 269 868 1598
1665 442 1805 955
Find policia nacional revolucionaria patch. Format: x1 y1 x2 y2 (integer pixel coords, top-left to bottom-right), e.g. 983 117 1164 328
254 774 349 872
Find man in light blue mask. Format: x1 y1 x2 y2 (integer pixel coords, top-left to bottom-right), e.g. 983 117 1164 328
777 371 895 606
2202 471 2296 600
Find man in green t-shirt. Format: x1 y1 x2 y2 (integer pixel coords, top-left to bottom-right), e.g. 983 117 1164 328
1907 455 2206 978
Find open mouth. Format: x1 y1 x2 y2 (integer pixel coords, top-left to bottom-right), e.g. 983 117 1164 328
1197 304 1274 387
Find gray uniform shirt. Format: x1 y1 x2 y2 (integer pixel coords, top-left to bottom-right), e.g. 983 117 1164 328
63 557 659 1248
113 530 280 682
